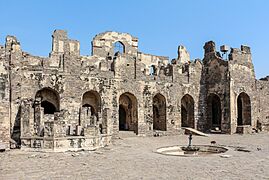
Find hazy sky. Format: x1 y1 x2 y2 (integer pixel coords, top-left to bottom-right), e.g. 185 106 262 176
1 0 268 78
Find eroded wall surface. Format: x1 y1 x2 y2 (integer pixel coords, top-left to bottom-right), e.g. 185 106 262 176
0 44 10 148
0 30 268 150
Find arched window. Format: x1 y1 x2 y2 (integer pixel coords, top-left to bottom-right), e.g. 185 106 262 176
114 41 125 55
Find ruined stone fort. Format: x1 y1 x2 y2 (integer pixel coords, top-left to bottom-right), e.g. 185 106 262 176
0 30 268 151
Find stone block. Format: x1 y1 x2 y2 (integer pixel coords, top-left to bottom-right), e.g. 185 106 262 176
236 125 252 134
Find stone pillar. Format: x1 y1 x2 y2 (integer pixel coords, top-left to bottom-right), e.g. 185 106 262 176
53 112 66 137
20 100 32 137
34 97 42 135
29 101 35 135
44 121 54 137
80 106 92 127
101 108 108 134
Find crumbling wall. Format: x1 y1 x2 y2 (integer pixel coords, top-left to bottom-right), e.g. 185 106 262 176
201 41 230 133
92 31 138 57
228 45 258 133
5 36 23 145
257 78 269 131
138 52 169 76
0 29 268 151
0 44 10 148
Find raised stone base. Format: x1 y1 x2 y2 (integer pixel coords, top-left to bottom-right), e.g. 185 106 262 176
20 134 112 152
236 125 252 134
260 123 269 131
0 142 6 152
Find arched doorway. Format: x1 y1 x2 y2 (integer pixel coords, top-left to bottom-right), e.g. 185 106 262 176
82 90 101 117
153 93 167 131
35 88 60 114
181 94 195 128
34 88 60 137
237 92 251 126
81 91 102 132
207 94 221 130
119 92 138 134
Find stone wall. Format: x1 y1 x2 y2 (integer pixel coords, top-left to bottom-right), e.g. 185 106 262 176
0 44 10 148
257 77 269 131
200 41 230 133
228 45 258 133
0 29 268 150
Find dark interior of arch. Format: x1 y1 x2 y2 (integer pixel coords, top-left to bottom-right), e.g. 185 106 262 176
181 95 195 128
41 101 57 114
207 94 222 130
181 106 188 127
118 93 138 134
237 97 243 125
211 96 221 128
119 105 127 130
82 103 95 116
237 93 251 126
153 94 166 131
153 105 159 130
150 65 156 76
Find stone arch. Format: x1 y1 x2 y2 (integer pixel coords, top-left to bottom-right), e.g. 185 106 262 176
237 92 251 126
181 94 195 128
119 92 138 134
82 90 101 116
149 65 156 76
207 93 221 130
114 41 125 55
35 87 60 114
153 93 167 131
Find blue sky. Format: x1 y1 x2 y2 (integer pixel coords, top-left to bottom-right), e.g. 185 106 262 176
1 0 269 78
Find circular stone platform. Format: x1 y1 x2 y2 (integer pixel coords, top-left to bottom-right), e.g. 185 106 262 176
156 145 228 157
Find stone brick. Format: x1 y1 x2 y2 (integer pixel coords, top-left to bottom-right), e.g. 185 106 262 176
0 30 268 151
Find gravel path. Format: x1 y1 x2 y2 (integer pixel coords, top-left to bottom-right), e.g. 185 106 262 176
1 132 269 180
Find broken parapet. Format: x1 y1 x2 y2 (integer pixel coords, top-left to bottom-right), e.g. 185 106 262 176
92 31 138 57
50 30 80 56
5 36 21 51
203 41 223 62
51 30 68 54
177 45 190 64
241 45 251 54
204 41 216 54
49 30 80 68
228 44 255 78
229 45 252 63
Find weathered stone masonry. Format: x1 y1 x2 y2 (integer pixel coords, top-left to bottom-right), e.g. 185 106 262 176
0 30 268 151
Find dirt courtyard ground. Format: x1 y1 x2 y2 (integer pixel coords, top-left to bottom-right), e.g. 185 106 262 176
0 132 269 180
